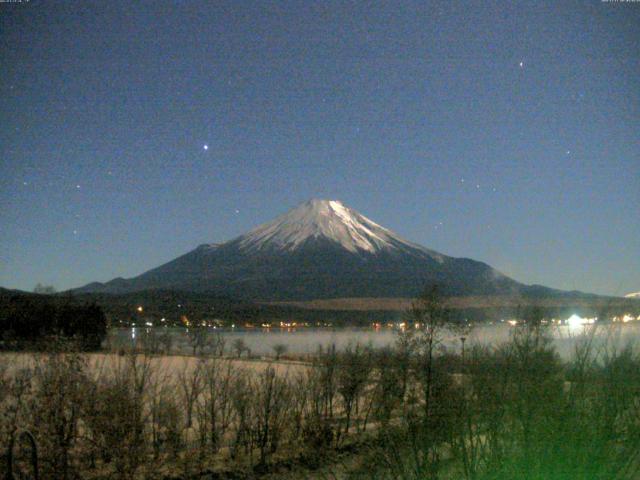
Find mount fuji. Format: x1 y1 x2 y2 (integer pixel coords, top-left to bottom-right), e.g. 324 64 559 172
76 199 560 300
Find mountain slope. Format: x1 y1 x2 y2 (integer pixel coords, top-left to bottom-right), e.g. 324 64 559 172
75 199 558 300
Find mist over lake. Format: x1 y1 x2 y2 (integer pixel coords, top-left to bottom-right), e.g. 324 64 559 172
109 322 640 360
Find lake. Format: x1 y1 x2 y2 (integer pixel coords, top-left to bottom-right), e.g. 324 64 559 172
107 321 640 359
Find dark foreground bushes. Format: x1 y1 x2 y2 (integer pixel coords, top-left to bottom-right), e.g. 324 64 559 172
2 321 640 479
353 324 640 480
0 296 107 350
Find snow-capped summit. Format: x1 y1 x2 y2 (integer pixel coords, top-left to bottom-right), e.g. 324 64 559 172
237 199 438 257
625 292 640 299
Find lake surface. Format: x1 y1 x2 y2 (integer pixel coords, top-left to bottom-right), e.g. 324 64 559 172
107 322 640 360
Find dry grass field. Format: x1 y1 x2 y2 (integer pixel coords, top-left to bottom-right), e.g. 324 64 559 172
0 352 308 379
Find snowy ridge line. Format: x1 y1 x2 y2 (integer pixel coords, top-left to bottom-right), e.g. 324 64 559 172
235 199 443 260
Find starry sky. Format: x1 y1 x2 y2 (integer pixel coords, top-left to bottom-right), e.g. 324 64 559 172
1 1 638 296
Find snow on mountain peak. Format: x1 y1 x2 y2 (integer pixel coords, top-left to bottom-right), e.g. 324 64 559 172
237 199 431 255
625 292 640 299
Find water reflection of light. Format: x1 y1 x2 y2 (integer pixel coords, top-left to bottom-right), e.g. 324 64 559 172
131 327 136 339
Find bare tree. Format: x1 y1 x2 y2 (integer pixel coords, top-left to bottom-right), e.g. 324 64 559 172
302 344 338 450
254 365 291 465
397 285 456 479
289 372 310 440
272 343 288 360
408 286 450 419
229 373 253 460
177 359 204 428
198 358 237 453
187 325 209 356
148 368 179 460
159 329 173 354
0 365 32 453
371 346 405 427
233 338 247 359
139 328 161 355
336 343 372 443
211 331 226 357
81 353 153 479
30 352 87 480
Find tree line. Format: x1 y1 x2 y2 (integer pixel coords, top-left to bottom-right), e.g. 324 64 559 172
0 294 107 351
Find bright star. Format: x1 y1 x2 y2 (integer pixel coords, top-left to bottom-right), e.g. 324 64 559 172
519 61 524 68
203 144 209 151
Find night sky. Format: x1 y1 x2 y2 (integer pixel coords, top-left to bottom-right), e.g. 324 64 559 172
1 1 638 295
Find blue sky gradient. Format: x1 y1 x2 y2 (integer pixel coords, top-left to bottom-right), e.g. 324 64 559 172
1 1 638 295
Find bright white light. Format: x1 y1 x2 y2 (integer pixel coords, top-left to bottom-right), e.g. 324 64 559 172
203 144 209 150
145 321 153 327
567 314 583 328
567 314 595 329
